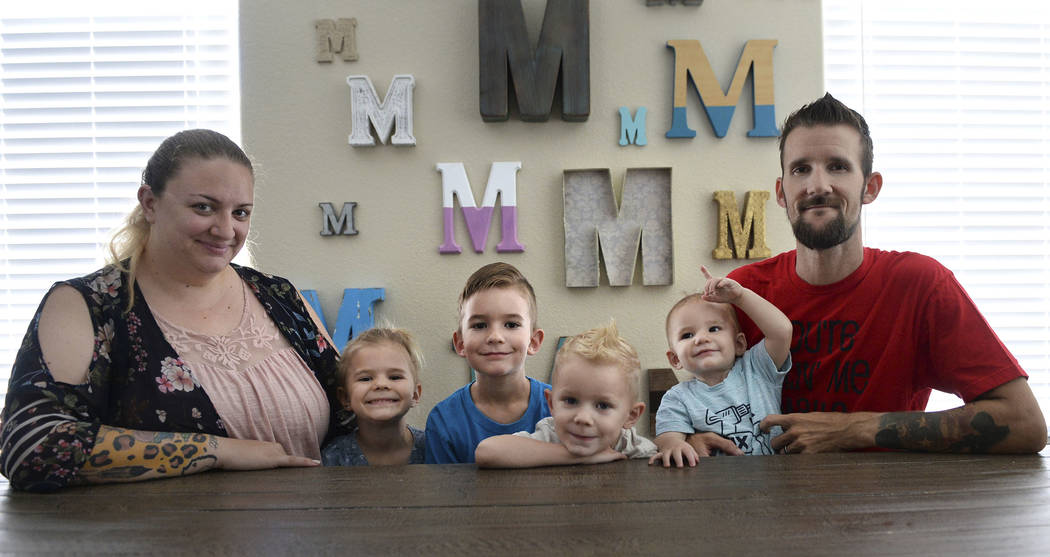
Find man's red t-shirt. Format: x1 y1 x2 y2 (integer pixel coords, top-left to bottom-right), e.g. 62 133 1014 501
728 248 1026 413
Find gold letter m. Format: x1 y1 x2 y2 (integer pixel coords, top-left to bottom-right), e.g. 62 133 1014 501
712 190 771 259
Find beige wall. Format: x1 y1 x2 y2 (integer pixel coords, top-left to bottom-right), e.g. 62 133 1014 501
240 0 823 435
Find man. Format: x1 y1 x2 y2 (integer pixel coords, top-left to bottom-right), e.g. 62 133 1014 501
692 93 1046 455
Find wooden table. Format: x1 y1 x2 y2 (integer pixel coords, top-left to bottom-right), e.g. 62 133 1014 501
3 452 1050 555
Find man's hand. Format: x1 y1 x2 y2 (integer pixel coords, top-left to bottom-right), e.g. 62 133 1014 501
685 431 745 457
700 266 744 304
762 380 1047 455
760 412 878 453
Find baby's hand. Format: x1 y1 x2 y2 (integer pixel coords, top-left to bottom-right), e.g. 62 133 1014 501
700 265 743 304
648 440 699 468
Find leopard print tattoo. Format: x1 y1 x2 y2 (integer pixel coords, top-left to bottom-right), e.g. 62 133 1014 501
78 426 219 482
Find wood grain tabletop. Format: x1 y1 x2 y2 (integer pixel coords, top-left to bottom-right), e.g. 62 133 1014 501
3 451 1049 555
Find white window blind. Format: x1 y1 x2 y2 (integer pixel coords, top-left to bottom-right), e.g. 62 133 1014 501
1 1 241 397
823 0 1050 416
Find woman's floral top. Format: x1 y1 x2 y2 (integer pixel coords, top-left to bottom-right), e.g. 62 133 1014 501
0 264 343 491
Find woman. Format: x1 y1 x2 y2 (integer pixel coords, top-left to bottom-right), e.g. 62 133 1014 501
0 130 345 491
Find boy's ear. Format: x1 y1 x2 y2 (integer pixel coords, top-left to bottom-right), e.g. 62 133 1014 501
452 330 466 357
734 332 747 356
666 349 683 370
623 402 645 430
544 388 553 409
527 328 544 355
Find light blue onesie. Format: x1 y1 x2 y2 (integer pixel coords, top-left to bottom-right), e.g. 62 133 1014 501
655 339 790 455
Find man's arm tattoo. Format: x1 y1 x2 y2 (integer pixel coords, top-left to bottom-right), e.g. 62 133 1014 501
874 410 1009 453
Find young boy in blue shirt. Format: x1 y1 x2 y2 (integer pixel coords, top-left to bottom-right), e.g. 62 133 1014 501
424 262 548 463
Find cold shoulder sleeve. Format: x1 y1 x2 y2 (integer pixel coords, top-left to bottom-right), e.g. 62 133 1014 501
0 268 122 491
2 265 347 491
2 265 230 491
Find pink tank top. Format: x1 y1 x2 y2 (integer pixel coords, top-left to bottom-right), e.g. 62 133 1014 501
154 281 329 459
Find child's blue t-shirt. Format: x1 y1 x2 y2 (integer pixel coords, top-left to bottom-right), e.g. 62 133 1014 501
424 376 551 464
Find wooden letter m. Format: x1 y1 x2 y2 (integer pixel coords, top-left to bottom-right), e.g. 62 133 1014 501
479 0 590 122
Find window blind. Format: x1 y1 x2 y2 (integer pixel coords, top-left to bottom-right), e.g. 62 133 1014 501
0 1 241 397
823 0 1050 414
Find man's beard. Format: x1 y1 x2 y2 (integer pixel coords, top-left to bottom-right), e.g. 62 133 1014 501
790 194 860 250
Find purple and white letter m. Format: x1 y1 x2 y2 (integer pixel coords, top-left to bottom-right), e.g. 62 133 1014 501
436 162 525 254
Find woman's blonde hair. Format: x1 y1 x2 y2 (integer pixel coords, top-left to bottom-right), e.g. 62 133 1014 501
109 129 252 310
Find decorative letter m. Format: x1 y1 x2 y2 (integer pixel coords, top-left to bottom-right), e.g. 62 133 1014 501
712 191 771 259
437 162 525 254
315 18 358 62
347 75 416 146
479 0 590 122
666 39 778 138
563 168 672 287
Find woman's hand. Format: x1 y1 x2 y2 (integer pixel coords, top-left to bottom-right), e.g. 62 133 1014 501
214 437 320 470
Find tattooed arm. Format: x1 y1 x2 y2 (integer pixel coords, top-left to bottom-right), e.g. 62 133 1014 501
74 428 220 483
74 426 317 484
874 378 1045 453
1 286 315 490
759 378 1047 454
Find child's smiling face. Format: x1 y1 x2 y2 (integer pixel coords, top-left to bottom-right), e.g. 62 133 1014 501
339 341 421 425
454 287 543 379
666 299 746 381
545 354 643 458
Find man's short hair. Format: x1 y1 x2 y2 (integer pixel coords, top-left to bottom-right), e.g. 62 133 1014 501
779 92 874 177
458 261 538 329
553 320 641 400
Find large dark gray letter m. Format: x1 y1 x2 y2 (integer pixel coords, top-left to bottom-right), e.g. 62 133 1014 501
479 0 589 122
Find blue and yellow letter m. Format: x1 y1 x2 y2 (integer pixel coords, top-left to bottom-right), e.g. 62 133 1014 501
666 39 778 139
